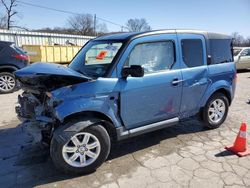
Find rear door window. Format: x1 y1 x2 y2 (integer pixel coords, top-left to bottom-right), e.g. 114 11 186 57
181 39 204 67
10 44 26 54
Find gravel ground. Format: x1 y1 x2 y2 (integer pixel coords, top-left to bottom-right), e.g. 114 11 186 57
0 71 250 188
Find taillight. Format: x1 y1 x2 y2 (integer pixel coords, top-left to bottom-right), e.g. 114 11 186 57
13 54 29 61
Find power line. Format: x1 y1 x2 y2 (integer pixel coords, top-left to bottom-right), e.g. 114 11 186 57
17 1 79 16
17 1 127 29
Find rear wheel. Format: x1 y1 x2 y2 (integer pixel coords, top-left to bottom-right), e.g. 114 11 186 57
50 119 111 174
202 93 229 129
0 72 17 94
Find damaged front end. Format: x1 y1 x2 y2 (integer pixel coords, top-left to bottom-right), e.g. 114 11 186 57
14 63 90 144
16 91 55 144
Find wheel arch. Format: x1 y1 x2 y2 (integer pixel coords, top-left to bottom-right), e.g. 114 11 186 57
61 111 118 141
213 88 231 105
199 86 232 120
0 65 18 73
201 84 232 108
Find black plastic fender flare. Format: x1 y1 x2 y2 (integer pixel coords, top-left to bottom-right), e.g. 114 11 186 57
0 65 18 72
53 118 103 145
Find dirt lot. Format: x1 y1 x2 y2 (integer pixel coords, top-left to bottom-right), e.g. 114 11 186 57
0 71 250 188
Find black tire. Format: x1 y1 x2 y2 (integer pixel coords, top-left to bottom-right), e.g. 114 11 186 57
202 93 229 129
0 72 17 94
50 119 111 175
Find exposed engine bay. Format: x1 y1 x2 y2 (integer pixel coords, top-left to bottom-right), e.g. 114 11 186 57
16 91 54 144
14 63 91 144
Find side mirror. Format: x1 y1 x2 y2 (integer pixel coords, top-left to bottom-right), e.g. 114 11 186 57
121 65 144 78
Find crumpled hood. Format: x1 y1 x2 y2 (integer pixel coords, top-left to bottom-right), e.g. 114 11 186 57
15 62 91 91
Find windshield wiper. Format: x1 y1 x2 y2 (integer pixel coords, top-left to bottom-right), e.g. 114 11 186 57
75 69 93 80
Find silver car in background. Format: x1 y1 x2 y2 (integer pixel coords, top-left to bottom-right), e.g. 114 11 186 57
233 47 250 70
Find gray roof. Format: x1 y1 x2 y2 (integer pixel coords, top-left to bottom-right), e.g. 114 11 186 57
94 29 231 42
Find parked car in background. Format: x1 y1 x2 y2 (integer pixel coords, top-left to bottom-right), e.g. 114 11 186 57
0 41 29 94
15 30 236 174
233 47 250 70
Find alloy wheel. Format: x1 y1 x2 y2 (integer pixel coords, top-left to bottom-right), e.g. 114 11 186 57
62 132 101 168
208 99 226 123
0 74 16 92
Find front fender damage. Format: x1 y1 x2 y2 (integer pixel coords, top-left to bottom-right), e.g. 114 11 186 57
16 91 122 145
53 118 103 145
53 92 122 128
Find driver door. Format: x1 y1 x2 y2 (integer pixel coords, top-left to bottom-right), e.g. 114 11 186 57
118 34 182 130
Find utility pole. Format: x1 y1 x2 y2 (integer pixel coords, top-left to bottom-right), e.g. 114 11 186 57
93 14 97 36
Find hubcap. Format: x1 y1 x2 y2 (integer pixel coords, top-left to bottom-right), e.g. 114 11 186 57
0 75 15 92
208 99 225 123
62 132 101 168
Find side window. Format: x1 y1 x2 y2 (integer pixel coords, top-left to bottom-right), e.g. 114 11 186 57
0 45 4 53
181 39 204 68
209 39 233 64
241 49 250 56
127 41 175 74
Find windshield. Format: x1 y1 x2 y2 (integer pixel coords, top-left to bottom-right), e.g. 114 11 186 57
233 49 241 56
69 41 123 78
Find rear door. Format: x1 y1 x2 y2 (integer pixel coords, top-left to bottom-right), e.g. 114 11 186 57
177 34 209 117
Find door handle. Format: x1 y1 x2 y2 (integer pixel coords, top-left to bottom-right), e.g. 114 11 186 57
172 78 183 86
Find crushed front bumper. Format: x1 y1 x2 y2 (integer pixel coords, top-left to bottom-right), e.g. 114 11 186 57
16 92 55 144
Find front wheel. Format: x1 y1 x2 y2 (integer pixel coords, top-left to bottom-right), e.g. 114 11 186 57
50 120 111 174
202 93 229 129
0 72 17 94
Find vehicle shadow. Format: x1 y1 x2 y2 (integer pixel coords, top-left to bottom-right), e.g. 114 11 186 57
0 118 209 187
237 69 250 74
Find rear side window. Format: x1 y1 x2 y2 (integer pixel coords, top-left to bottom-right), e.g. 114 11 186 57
0 44 6 53
210 39 233 64
10 44 26 54
181 39 204 68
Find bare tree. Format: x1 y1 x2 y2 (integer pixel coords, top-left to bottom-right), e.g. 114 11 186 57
96 23 108 35
231 32 245 46
0 0 18 29
125 18 151 32
67 14 109 36
231 32 250 47
68 14 95 35
0 15 6 28
246 37 250 46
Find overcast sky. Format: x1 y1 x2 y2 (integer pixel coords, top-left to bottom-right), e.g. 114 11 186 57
0 0 249 37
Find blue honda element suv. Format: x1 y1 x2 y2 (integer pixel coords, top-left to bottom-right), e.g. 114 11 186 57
15 30 236 174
